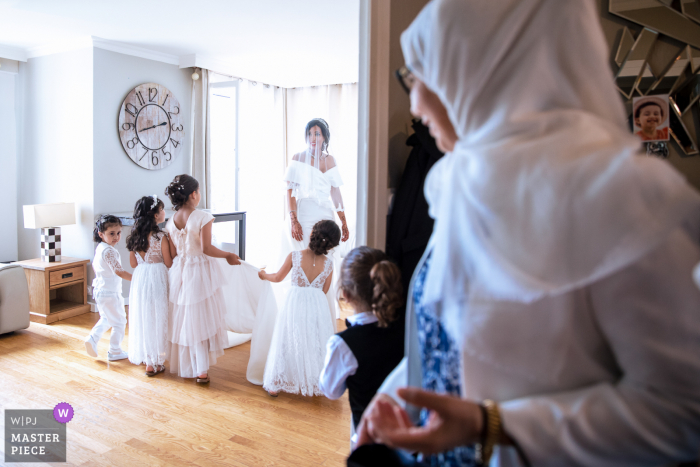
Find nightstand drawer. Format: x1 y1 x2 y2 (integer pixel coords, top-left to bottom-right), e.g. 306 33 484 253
49 266 84 287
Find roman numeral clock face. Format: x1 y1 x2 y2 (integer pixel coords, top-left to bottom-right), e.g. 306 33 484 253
118 83 184 170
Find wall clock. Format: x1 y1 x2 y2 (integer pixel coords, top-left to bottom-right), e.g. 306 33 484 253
118 83 184 170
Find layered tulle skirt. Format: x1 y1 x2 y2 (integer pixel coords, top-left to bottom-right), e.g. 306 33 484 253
262 286 335 396
168 254 228 377
128 262 169 367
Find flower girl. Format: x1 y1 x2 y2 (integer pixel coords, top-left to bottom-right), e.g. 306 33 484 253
126 195 172 376
260 220 341 396
164 175 240 383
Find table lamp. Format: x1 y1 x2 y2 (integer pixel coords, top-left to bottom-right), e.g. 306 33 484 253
23 203 76 262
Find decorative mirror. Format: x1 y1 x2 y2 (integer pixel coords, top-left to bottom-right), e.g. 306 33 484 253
610 0 700 157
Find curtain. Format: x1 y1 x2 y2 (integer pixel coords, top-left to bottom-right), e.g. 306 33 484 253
190 68 211 208
237 80 286 267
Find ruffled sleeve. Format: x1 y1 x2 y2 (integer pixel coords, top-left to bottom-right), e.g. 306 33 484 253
324 166 344 187
198 210 215 229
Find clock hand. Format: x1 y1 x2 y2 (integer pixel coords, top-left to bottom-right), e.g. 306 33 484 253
139 122 168 132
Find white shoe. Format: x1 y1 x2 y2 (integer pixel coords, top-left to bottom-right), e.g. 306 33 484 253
107 350 129 361
84 336 98 358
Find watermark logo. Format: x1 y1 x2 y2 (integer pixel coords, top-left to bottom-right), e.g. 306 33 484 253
5 407 68 463
53 403 74 424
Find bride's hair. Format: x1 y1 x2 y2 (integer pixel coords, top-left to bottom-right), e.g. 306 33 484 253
308 220 341 256
339 247 403 327
165 174 199 211
126 196 164 253
305 118 330 151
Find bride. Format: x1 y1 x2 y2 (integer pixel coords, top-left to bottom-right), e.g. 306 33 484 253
281 118 350 322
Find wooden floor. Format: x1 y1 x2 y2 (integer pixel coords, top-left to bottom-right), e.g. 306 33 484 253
0 311 352 466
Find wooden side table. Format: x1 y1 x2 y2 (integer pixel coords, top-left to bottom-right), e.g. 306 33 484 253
14 257 91 324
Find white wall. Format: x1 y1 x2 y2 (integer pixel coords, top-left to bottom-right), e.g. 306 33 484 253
0 72 18 262
17 48 94 261
92 48 191 216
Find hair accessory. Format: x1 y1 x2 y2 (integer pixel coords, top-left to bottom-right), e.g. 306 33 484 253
316 118 328 130
151 195 158 210
178 184 184 190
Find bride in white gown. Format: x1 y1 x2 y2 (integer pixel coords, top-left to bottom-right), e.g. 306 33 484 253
280 118 350 324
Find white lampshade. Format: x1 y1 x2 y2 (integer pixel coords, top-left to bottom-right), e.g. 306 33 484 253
23 203 76 229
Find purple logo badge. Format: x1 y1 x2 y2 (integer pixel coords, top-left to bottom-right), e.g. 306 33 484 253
53 403 73 423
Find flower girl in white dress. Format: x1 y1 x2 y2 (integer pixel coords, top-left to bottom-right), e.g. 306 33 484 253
126 195 172 376
260 220 341 396
164 175 241 383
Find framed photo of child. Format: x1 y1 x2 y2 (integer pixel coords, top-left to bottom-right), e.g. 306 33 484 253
632 95 669 142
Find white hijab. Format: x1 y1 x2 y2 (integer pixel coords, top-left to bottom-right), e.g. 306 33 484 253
401 0 700 334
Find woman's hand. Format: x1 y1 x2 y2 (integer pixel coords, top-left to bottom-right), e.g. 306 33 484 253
291 218 304 242
361 388 483 455
337 211 349 242
226 253 241 265
356 393 403 447
258 270 267 281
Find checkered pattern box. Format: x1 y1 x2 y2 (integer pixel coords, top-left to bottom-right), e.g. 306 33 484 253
40 227 62 262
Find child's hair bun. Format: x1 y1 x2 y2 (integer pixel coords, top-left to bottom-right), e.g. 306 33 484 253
309 220 341 256
339 246 403 327
165 174 199 211
369 260 403 326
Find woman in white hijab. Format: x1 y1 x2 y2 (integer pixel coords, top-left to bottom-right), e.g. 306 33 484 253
354 0 700 466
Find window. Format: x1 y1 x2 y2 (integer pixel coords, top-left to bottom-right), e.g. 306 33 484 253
209 82 238 213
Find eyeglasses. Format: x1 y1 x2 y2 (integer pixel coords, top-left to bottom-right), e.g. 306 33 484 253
395 66 416 94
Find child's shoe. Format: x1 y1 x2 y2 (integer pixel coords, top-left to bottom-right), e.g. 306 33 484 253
84 336 98 358
107 350 129 361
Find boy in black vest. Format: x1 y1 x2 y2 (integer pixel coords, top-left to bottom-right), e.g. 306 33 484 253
319 247 405 443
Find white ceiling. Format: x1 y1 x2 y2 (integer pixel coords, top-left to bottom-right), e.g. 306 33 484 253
0 0 360 87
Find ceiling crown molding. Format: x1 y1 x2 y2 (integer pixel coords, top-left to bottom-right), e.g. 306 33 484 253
1 36 180 64
26 37 93 59
92 37 179 65
0 44 28 62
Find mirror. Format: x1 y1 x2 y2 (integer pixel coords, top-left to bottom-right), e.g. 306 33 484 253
615 28 657 98
681 0 700 25
611 2 700 157
609 0 700 49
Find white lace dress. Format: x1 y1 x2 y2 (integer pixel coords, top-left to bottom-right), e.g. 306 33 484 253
128 232 169 367
263 251 336 396
166 210 228 378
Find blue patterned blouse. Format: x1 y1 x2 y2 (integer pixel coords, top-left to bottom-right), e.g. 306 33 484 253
414 254 476 466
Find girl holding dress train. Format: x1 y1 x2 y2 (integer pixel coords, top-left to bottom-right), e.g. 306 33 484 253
164 175 241 384
126 195 172 376
260 220 341 396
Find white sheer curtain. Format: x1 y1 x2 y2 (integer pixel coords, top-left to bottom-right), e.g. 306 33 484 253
237 80 286 266
285 83 359 257
190 69 212 208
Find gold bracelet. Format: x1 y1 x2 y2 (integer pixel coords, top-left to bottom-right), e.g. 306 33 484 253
475 399 501 466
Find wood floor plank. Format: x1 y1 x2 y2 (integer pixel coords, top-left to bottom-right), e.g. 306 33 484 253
1 315 352 466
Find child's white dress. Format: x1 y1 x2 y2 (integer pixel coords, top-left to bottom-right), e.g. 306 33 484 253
128 232 169 368
263 251 335 396
166 210 228 377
